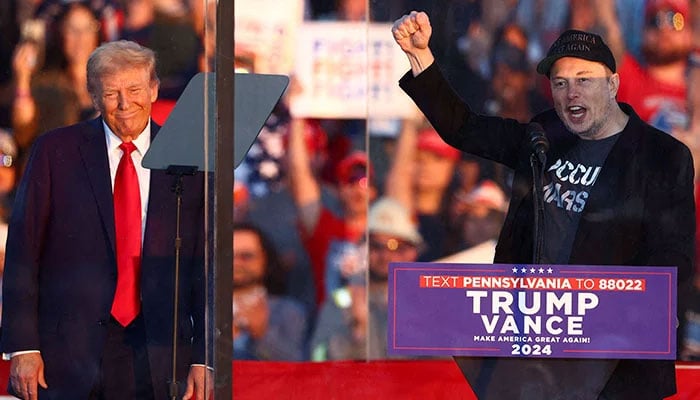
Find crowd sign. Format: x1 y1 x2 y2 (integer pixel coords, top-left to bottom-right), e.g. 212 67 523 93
291 22 418 119
234 0 304 74
388 263 677 360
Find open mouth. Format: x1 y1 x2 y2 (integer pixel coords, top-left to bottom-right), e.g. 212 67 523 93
568 105 586 121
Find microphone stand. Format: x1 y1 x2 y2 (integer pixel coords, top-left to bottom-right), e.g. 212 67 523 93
166 165 198 400
530 153 546 264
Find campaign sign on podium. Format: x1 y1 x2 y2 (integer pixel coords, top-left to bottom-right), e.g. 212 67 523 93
387 263 677 360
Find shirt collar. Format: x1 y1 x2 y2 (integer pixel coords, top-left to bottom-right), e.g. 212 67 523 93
103 120 152 155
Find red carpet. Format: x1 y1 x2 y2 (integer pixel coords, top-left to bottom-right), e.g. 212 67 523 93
233 360 700 400
0 360 695 398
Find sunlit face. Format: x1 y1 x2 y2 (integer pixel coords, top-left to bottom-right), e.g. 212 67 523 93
339 177 374 216
414 150 457 192
549 57 619 140
233 230 266 288
62 6 100 66
368 233 418 281
94 67 158 142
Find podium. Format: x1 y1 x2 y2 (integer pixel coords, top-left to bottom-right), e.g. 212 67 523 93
388 262 679 398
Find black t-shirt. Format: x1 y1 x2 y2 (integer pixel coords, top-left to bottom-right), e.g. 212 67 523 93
541 133 621 264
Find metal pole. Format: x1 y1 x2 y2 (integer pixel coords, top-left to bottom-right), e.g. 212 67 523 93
214 0 234 398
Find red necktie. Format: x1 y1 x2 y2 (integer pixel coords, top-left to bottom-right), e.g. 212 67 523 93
111 141 142 326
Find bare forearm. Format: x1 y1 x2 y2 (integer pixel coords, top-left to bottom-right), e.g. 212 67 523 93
594 0 625 65
288 118 320 209
385 119 418 211
12 86 37 133
406 48 435 77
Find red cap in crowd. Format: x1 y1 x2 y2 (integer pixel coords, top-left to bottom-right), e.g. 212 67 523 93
233 181 249 205
417 128 461 161
283 119 328 156
464 180 507 212
336 151 371 185
645 0 689 18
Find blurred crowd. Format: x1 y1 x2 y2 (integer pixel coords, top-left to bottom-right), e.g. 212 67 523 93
1 0 700 363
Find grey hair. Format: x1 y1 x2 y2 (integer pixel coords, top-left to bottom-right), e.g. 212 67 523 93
86 40 159 96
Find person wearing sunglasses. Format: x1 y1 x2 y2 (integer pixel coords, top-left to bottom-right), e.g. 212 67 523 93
597 0 693 138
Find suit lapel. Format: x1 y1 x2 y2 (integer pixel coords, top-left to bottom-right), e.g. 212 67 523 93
143 123 169 257
79 118 117 255
144 170 170 252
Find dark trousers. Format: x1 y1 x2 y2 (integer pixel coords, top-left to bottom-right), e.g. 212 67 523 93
89 315 154 400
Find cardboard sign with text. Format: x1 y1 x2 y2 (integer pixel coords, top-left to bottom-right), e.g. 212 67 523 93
388 263 677 360
234 0 304 74
291 22 418 119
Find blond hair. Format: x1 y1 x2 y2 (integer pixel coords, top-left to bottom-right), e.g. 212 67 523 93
87 40 159 96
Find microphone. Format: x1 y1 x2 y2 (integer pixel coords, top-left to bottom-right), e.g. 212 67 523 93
527 122 549 164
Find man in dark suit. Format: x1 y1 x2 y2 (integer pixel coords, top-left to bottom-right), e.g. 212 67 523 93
392 11 695 400
1 40 209 399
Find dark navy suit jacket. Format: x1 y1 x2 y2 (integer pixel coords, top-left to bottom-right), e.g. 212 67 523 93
1 117 206 399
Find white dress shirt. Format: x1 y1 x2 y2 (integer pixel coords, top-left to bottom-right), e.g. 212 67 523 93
105 121 151 239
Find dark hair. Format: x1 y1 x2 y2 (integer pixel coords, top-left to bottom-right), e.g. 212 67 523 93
489 22 530 74
44 2 103 70
233 222 287 295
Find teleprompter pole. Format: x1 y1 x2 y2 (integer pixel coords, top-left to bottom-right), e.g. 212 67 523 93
215 0 234 398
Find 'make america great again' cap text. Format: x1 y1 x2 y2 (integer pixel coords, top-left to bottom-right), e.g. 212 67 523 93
536 30 616 77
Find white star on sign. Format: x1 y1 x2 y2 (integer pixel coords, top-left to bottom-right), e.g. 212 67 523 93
538 268 545 274
512 267 518 273
521 267 527 273
530 268 536 273
547 268 553 274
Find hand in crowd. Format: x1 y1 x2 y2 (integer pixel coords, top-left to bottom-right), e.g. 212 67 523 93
338 247 365 279
348 285 368 342
232 287 270 340
12 42 40 86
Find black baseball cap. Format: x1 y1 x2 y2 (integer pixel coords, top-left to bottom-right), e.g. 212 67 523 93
536 30 616 77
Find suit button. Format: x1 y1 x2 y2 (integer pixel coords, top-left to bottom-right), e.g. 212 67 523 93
97 319 107 326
